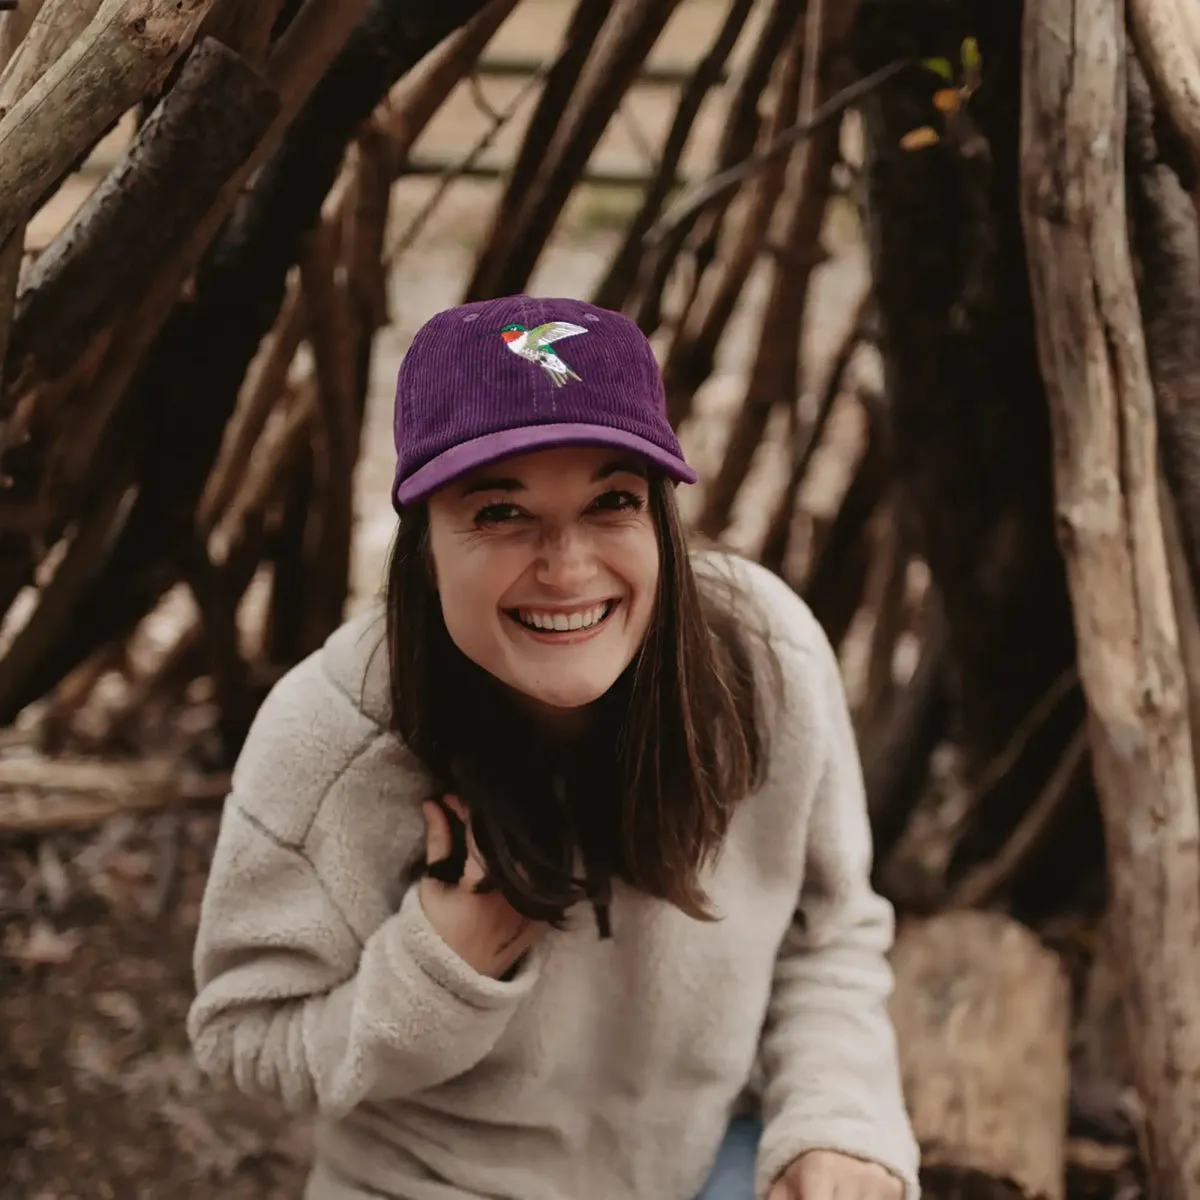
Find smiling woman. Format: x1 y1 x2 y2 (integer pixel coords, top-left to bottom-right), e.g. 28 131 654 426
426 448 661 712
186 295 920 1200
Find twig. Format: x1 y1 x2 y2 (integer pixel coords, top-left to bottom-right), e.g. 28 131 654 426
385 64 545 266
965 665 1079 813
463 0 683 300
864 606 951 870
630 0 798 334
646 57 909 248
199 276 307 531
858 498 910 737
592 0 756 313
464 0 611 301
759 288 869 571
946 724 1089 909
661 14 807 426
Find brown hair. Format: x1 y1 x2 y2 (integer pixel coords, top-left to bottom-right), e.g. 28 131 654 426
385 477 771 932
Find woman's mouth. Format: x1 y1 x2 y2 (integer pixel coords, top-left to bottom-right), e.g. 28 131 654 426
504 600 618 637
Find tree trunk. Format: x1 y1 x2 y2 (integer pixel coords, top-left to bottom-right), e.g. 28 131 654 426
1019 2 1200 1197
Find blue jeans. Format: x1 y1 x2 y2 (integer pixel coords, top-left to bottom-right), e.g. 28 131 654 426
694 1115 762 1200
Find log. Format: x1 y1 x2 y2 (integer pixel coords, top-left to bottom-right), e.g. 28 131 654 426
0 0 100 114
7 37 281 390
0 0 217 244
889 910 1070 1200
0 756 230 834
1020 3 1200 1199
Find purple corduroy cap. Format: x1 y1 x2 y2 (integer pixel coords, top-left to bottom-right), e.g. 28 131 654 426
391 294 698 508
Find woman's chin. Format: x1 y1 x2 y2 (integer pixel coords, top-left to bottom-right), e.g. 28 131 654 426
514 674 620 718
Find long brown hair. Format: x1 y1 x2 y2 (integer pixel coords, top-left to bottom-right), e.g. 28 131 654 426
385 476 771 932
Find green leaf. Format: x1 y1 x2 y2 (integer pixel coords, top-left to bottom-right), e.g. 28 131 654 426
921 56 954 82
961 36 982 73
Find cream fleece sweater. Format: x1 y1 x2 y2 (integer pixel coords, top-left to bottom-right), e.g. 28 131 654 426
187 553 919 1200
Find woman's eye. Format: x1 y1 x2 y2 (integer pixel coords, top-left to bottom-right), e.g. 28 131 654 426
590 489 645 514
473 502 523 526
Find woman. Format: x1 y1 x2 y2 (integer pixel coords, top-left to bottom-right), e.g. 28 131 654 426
188 296 919 1200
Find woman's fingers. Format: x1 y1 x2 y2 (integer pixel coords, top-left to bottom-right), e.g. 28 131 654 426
442 793 488 887
422 800 452 865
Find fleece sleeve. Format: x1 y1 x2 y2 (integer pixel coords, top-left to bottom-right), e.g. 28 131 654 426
186 654 542 1119
755 628 921 1200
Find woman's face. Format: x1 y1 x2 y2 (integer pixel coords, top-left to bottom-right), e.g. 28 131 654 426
426 445 661 713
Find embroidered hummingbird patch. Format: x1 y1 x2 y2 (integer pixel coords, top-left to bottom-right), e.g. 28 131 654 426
499 321 588 388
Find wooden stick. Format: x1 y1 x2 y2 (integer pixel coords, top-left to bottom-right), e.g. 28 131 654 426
695 10 842 542
890 910 1071 1200
864 608 950 873
1021 3 1200 1196
297 214 357 646
0 758 229 834
0 472 135 722
660 15 805 427
0 0 217 245
759 288 869 571
198 277 306 531
645 57 909 250
857 499 909 736
464 0 683 301
0 0 100 407
380 0 518 173
0 0 46 68
591 0 754 313
0 0 97 114
200 0 287 63
464 0 610 302
946 724 1089 910
803 404 887 647
1127 0 1200 177
631 0 798 335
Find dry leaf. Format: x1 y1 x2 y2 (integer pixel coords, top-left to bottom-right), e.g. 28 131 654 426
4 918 83 966
900 126 941 151
933 88 961 115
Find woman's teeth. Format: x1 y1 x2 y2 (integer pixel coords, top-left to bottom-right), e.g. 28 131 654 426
515 601 613 632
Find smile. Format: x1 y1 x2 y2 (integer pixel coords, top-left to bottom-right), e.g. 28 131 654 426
505 600 618 635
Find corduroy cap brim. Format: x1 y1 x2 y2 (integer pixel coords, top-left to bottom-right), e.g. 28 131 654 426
394 422 698 505
391 295 697 509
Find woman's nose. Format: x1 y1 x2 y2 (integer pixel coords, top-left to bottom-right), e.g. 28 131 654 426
535 527 597 593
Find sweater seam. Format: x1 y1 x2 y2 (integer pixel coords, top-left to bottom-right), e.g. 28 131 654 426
230 798 366 952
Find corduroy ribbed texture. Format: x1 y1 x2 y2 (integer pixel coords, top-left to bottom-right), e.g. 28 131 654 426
391 295 697 507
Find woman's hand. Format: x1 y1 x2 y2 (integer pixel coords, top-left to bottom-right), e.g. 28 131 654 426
418 794 545 980
769 1151 904 1200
